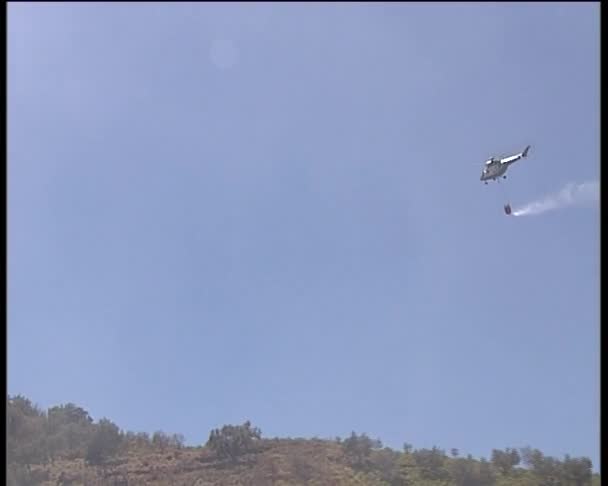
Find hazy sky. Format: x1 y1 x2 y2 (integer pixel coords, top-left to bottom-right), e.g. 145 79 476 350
8 2 599 469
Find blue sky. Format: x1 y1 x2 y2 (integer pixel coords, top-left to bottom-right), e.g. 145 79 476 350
8 2 599 469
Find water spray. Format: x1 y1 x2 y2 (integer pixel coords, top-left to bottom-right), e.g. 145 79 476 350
511 181 599 217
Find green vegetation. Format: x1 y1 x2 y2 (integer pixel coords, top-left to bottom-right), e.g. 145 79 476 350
207 421 263 462
6 394 599 486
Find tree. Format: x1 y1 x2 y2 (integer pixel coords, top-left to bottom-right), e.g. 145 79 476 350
45 403 95 459
395 452 419 486
152 431 171 452
491 448 521 475
520 447 540 471
478 457 496 486
169 433 185 449
520 448 565 486
342 432 380 468
85 418 122 465
123 431 152 451
47 403 92 430
563 455 592 486
369 447 401 484
447 457 477 486
412 446 449 482
206 421 262 462
8 395 44 418
12 435 49 471
7 396 48 469
450 457 495 486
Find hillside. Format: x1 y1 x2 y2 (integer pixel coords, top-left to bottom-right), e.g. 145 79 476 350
7 395 600 486
11 437 399 486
